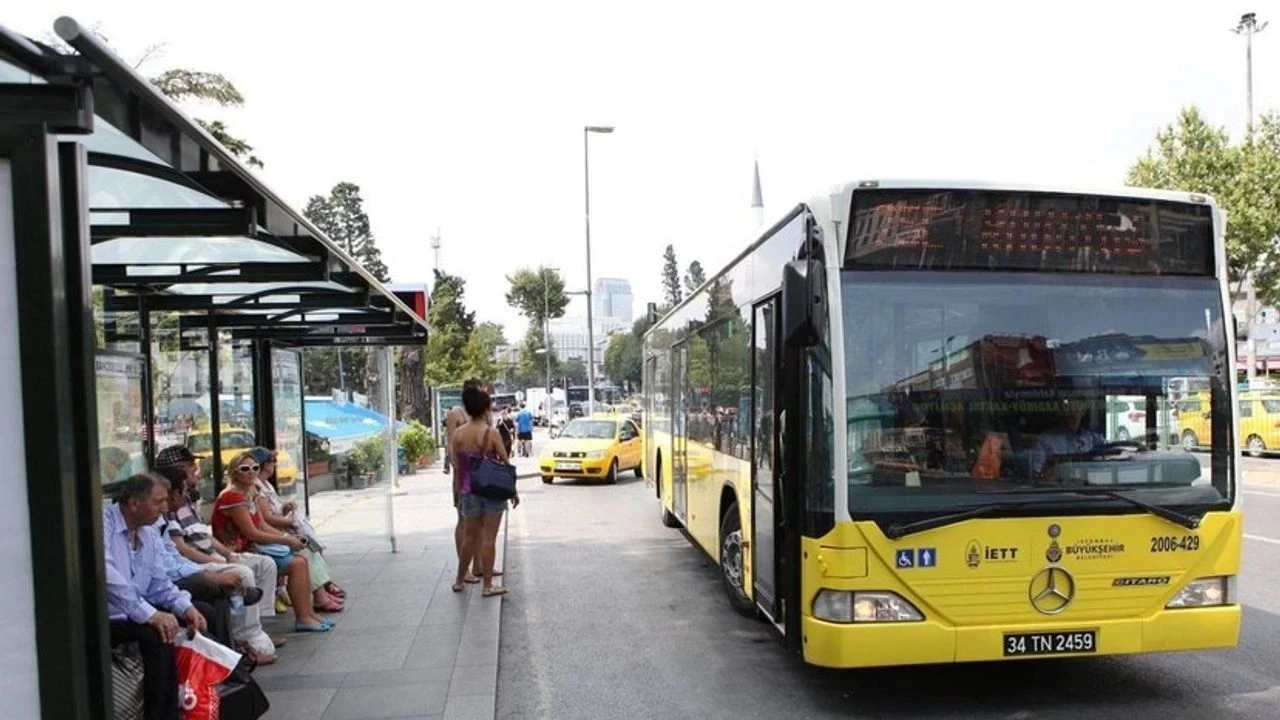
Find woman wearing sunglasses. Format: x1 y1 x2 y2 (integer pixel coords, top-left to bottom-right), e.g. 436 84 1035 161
212 451 333 632
247 446 345 612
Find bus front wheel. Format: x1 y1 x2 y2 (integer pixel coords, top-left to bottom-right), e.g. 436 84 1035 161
720 502 757 617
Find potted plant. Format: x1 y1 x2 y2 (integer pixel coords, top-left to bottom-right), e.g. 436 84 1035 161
398 421 432 474
345 436 387 488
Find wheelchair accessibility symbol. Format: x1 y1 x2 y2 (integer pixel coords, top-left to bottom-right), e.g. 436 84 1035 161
895 549 915 568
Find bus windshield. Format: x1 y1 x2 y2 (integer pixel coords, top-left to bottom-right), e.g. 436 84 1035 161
841 271 1233 521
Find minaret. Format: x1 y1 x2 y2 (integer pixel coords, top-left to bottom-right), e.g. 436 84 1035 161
750 157 764 231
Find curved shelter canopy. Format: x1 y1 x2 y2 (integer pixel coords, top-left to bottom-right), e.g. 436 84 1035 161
1 18 428 346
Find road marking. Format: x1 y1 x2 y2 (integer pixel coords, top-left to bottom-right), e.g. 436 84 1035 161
1244 533 1280 545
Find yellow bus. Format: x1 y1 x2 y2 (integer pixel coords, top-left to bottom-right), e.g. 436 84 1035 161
642 181 1241 668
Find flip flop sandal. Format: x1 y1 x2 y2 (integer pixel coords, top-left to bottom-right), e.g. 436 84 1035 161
452 582 465 592
463 575 481 584
482 586 509 598
294 623 332 633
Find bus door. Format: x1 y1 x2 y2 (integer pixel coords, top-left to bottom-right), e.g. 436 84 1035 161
752 299 781 623
672 343 689 521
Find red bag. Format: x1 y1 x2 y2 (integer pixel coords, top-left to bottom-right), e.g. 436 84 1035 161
175 631 242 720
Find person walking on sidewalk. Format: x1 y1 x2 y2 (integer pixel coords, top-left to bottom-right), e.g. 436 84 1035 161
451 384 519 596
515 403 534 458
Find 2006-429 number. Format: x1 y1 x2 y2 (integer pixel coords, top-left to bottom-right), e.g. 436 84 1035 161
1150 535 1200 553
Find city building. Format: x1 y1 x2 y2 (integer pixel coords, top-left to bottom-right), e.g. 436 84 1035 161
593 278 634 323
547 316 623 380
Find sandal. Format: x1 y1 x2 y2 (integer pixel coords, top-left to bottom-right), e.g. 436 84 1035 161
463 575 480 584
316 599 344 612
323 581 347 597
294 622 333 633
451 582 465 592
482 586 509 598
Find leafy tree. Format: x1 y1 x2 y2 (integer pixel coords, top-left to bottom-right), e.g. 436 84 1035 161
151 68 263 168
44 27 264 168
397 345 429 424
303 182 389 282
514 326 560 388
1127 105 1280 307
661 244 683 308
604 332 642 391
684 260 706 294
505 267 569 329
563 357 588 386
425 270 477 386
472 322 507 352
461 333 497 383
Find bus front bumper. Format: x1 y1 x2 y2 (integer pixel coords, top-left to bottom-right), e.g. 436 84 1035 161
800 605 1241 668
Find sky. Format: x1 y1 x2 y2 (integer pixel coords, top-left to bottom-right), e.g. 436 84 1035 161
8 1 1280 339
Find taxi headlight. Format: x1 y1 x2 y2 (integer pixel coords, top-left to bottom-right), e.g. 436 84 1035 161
812 590 923 623
585 450 607 459
1166 576 1234 608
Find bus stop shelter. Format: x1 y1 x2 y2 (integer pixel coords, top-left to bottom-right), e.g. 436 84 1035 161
0 17 427 718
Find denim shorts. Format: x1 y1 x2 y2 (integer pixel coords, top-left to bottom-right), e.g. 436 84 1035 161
459 493 507 518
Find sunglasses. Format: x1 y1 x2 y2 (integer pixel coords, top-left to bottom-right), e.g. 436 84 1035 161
237 463 261 473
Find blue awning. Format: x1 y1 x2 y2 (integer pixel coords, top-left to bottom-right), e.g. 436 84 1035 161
304 399 398 452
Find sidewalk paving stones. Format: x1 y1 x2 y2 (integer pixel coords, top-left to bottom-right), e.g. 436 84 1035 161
255 430 545 720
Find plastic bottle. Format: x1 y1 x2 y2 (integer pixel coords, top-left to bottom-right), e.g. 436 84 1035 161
229 593 244 618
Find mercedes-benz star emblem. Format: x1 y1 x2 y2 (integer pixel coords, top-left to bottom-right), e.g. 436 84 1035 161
1028 566 1076 615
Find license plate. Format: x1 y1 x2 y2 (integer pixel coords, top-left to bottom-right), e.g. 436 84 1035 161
1003 630 1096 657
555 462 580 471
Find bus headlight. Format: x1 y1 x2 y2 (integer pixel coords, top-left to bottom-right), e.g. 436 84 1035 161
1166 576 1234 608
813 590 923 623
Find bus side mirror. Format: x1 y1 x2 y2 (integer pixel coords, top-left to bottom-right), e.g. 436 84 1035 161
782 259 824 348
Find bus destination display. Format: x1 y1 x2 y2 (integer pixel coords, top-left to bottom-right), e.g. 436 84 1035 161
847 190 1214 275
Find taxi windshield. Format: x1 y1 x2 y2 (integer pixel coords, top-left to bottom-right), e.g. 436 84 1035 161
561 420 617 439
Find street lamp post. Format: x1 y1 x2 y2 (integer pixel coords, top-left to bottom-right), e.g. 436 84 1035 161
584 125 614 416
1234 12 1268 381
543 267 551 415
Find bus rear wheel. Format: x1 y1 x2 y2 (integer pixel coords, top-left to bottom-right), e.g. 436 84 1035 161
720 502 757 617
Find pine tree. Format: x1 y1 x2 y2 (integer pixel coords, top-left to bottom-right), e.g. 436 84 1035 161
661 244 683 308
425 270 477 386
684 260 706 294
303 182 390 282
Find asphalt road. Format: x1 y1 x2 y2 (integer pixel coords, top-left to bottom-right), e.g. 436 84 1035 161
497 445 1280 720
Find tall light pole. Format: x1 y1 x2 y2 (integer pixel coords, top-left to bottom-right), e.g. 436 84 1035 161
1234 13 1268 381
1234 12 1268 139
543 266 552 412
429 226 442 273
584 125 614 416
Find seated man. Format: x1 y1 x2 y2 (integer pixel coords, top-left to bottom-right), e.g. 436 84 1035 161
150 495 241 649
154 445 279 620
154 464 277 663
105 473 208 720
1030 400 1107 477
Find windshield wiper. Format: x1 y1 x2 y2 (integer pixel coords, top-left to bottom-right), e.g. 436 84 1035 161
884 502 1030 540
989 486 1201 530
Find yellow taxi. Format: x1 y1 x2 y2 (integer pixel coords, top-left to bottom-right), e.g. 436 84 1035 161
184 426 299 487
539 415 643 484
1239 392 1280 456
1176 390 1280 457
